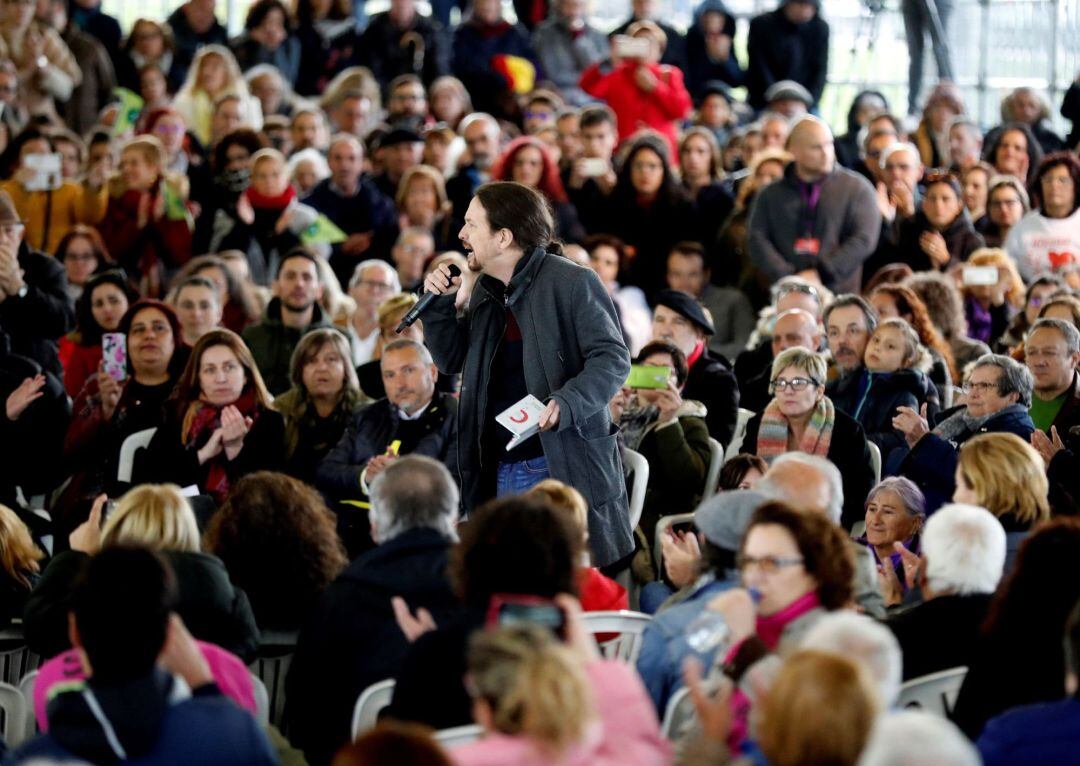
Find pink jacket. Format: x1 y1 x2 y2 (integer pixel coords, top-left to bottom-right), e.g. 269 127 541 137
451 660 672 766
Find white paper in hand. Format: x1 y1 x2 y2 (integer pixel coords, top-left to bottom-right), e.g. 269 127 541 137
495 394 547 451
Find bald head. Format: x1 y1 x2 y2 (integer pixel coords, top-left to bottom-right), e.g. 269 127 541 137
787 116 835 180
756 453 844 525
771 309 822 357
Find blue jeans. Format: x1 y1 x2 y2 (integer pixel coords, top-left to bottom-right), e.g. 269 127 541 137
496 455 550 496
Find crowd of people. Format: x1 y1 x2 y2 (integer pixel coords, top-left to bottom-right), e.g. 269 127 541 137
1 0 1080 762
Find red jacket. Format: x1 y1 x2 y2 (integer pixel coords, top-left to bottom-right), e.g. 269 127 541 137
58 338 101 400
579 61 692 158
97 186 193 297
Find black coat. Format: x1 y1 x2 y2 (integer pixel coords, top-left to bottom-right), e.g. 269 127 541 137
598 192 698 296
827 367 939 467
885 593 992 681
24 549 259 662
285 528 458 766
384 609 482 731
135 407 286 493
316 394 457 494
683 348 740 447
745 8 828 110
0 243 75 377
896 211 985 272
742 405 874 530
355 12 450 88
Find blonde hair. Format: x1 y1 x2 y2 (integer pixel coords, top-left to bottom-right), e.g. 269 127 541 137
178 45 250 101
101 484 202 552
467 626 593 757
870 317 927 370
757 650 881 766
112 136 188 199
958 433 1050 527
250 147 287 172
0 504 44 588
967 248 1026 309
771 346 828 385
527 479 588 537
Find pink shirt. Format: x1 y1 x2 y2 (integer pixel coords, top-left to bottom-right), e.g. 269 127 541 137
452 660 672 766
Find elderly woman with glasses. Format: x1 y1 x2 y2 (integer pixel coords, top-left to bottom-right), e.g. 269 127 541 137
691 502 856 748
893 353 1035 513
742 347 875 530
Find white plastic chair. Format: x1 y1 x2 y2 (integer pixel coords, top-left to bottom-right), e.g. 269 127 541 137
17 670 36 742
0 680 28 746
652 513 695 582
581 610 652 663
116 427 157 483
351 678 396 739
250 672 269 727
622 448 649 531
661 686 694 739
868 441 882 484
725 408 755 461
701 438 725 501
434 723 485 749
897 666 968 716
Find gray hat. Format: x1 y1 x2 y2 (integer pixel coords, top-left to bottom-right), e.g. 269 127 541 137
765 80 814 107
694 489 768 551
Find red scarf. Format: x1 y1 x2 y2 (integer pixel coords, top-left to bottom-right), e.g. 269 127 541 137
182 388 261 503
244 184 296 211
756 591 821 650
686 339 705 370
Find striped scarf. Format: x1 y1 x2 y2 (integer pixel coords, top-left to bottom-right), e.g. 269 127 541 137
757 397 835 462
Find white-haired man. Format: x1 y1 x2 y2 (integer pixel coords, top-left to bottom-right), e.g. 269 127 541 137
885 503 1006 680
802 610 903 708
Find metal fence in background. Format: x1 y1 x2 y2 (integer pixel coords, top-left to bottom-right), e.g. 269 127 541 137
102 0 1078 132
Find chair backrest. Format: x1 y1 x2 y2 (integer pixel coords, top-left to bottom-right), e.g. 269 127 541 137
661 686 695 740
0 628 39 687
249 672 270 727
702 438 725 502
868 441 882 485
434 723 485 749
117 427 158 483
652 513 695 581
897 666 968 716
18 670 36 743
581 610 652 663
725 408 755 461
623 448 649 531
0 680 28 747
351 678 396 739
248 629 299 729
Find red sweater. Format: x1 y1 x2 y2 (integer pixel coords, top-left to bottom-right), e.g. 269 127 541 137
579 61 692 159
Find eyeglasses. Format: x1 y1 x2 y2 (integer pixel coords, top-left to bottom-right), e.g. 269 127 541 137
736 554 805 575
775 282 820 301
989 198 1022 208
962 380 999 394
923 169 959 187
769 377 820 393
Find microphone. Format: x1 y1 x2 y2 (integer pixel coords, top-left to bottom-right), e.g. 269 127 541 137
395 264 461 334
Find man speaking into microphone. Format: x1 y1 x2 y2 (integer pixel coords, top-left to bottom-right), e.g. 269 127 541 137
422 181 633 567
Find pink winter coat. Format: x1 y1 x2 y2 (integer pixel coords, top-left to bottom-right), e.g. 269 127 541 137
451 660 672 766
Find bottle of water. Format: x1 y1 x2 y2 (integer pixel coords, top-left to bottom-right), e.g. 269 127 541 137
685 611 730 655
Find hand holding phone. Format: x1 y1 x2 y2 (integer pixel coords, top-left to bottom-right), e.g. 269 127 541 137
102 332 127 382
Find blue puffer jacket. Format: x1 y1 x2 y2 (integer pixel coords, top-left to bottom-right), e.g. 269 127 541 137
828 367 939 470
978 697 1080 766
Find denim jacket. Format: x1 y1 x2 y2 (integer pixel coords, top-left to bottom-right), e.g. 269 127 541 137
635 572 737 713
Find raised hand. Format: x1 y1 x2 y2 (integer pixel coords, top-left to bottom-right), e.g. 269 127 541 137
6 374 46 421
